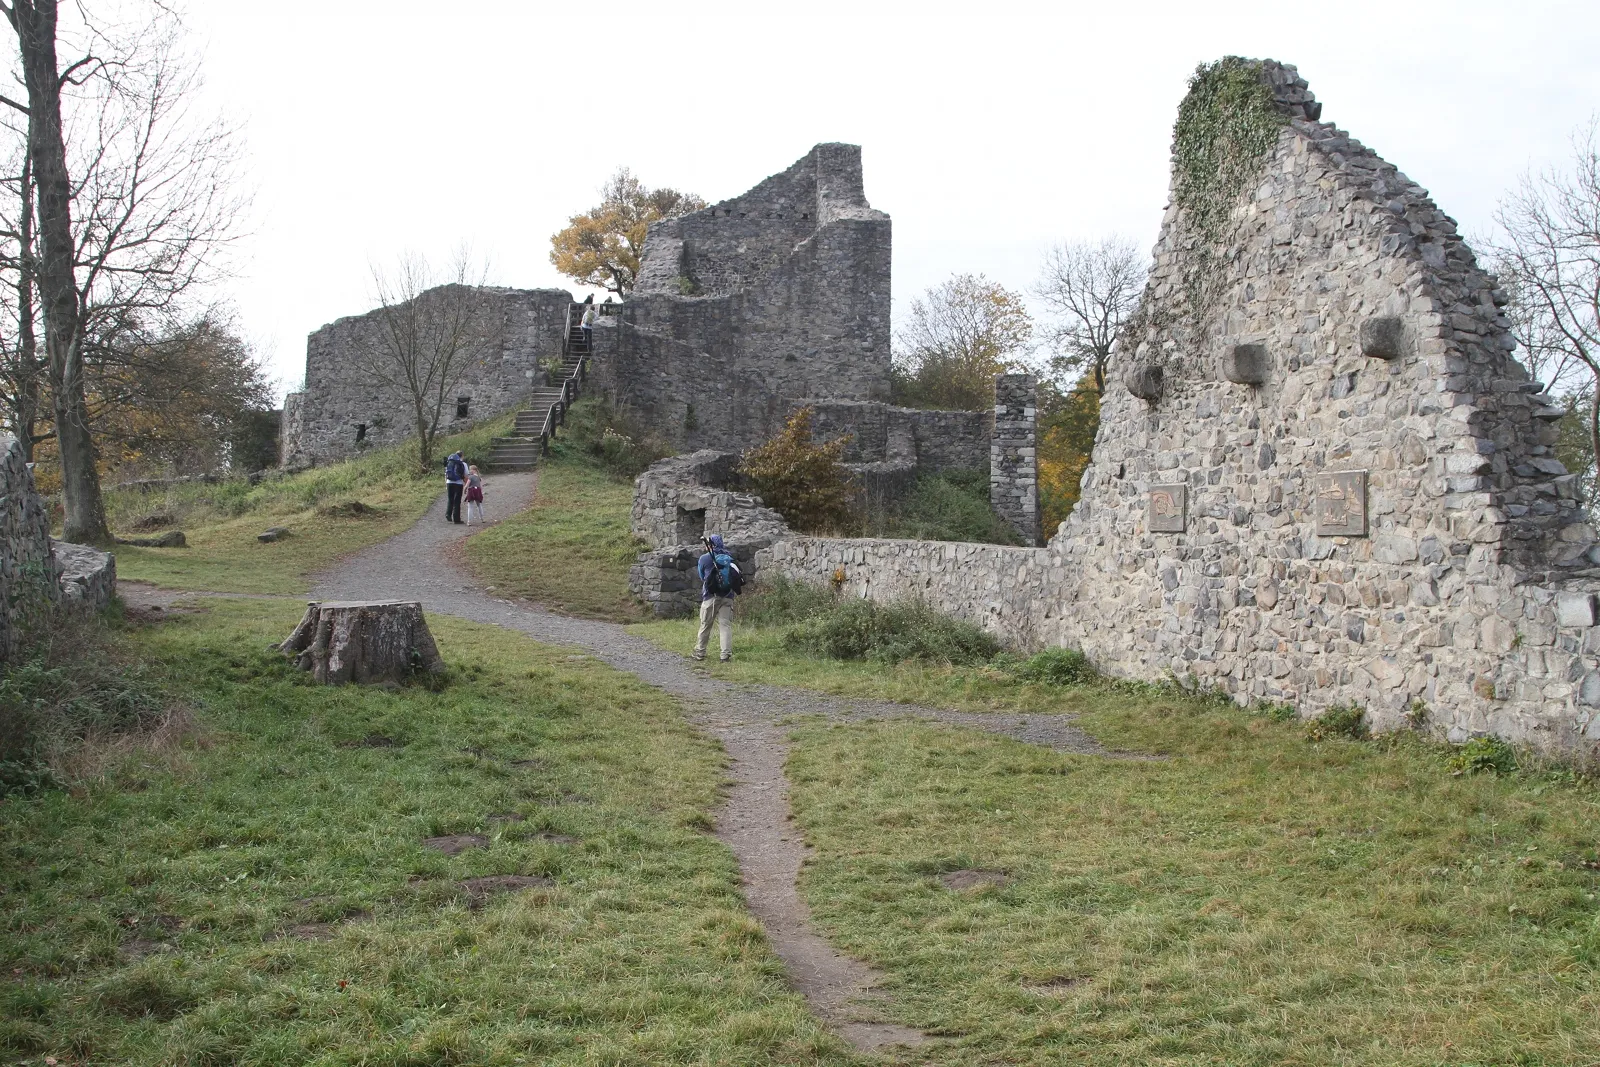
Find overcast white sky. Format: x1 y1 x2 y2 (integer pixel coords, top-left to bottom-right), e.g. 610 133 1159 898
181 0 1600 399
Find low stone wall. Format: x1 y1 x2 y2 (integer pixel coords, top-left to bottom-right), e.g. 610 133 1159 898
757 534 1600 752
758 537 1047 642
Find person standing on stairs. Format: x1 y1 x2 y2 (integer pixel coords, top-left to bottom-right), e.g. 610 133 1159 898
444 451 467 524
693 534 743 662
580 303 597 352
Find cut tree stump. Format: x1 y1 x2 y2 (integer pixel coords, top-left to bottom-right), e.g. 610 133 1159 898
280 600 445 685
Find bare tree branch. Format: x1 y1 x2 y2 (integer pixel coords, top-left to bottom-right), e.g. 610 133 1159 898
1032 235 1148 394
1489 117 1600 505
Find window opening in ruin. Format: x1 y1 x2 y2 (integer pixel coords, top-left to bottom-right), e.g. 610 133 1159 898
457 397 470 418
676 507 707 545
355 423 367 443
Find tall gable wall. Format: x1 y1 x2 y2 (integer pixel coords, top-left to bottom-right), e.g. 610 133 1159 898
760 60 1600 755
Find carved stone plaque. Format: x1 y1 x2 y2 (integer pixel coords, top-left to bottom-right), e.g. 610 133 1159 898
1148 484 1187 533
1315 470 1368 536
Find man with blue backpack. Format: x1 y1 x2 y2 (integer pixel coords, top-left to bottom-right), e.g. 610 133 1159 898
693 533 743 662
444 451 467 524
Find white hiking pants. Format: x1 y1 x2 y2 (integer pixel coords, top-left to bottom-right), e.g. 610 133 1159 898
696 596 734 658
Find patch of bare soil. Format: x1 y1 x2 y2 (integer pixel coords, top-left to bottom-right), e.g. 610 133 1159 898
486 811 525 823
457 874 552 907
265 923 337 942
130 512 178 531
941 869 1009 891
422 834 488 855
118 938 172 960
339 734 400 749
1024 976 1083 995
318 501 380 518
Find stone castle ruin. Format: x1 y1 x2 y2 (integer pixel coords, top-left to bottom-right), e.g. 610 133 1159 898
280 144 1012 503
740 59 1600 756
279 288 574 468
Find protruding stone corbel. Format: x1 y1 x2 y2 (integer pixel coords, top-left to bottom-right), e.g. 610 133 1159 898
1222 343 1268 385
1124 363 1163 404
1360 317 1406 361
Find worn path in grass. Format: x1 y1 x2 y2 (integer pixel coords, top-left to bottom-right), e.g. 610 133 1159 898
291 476 1103 1052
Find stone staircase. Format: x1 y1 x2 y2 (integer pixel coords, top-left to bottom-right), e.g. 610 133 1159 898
485 310 593 470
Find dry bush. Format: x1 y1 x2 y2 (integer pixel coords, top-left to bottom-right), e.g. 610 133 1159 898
739 407 856 532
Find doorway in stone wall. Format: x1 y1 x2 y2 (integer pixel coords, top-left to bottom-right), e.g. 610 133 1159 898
676 507 706 545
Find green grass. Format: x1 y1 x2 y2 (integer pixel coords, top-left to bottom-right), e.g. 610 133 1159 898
463 448 646 622
785 709 1600 1065
636 588 1600 1060
0 599 855 1065
105 417 513 595
633 617 1105 716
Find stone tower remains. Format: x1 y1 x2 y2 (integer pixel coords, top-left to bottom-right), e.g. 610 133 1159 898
590 143 900 454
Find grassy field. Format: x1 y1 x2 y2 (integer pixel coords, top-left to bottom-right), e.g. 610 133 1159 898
0 599 854 1066
104 418 511 595
783 709 1600 1065
636 591 1600 1064
463 448 646 622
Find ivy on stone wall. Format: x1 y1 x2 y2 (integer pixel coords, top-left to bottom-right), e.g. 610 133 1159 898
1172 57 1288 324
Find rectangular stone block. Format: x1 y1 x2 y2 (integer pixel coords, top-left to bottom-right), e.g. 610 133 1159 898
1557 592 1596 628
1149 485 1187 533
1315 470 1367 537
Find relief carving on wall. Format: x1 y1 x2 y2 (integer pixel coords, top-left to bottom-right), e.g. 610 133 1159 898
1148 484 1187 533
1315 470 1368 537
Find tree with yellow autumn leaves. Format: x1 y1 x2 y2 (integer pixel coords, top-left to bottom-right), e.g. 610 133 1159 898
548 169 706 297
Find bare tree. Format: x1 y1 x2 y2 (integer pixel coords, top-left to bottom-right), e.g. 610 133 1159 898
1033 235 1147 393
2 0 109 542
0 3 245 541
1490 119 1600 501
357 250 491 475
0 139 45 460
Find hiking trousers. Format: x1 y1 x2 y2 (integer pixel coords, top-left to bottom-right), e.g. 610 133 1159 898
445 482 464 522
696 596 734 658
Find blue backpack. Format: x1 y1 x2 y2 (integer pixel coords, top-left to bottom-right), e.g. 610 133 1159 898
708 551 742 596
445 455 466 481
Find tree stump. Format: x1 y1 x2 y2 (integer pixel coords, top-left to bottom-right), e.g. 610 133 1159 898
280 600 445 685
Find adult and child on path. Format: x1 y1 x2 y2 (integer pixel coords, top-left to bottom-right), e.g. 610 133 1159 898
444 451 486 525
442 454 744 660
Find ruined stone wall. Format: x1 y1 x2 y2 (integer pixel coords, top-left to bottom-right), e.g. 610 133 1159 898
628 450 793 616
990 374 1040 546
281 286 572 468
804 400 990 472
0 436 116 658
757 60 1600 756
0 434 60 659
594 144 893 456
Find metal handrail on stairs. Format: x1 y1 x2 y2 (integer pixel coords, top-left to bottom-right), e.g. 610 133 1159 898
537 305 594 456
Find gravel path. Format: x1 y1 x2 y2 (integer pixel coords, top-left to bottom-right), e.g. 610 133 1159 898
153 473 1111 1053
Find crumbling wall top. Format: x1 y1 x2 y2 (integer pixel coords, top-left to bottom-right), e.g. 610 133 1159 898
633 143 887 298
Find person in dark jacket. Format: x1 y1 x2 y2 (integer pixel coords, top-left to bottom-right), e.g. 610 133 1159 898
444 451 466 524
693 534 741 662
